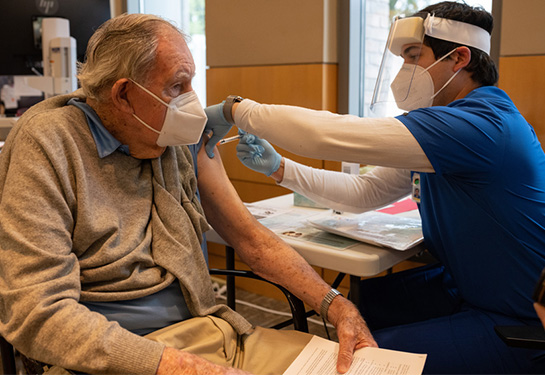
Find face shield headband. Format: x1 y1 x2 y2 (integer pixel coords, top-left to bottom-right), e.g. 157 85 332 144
389 14 491 56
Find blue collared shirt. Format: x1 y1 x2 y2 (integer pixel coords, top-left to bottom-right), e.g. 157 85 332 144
68 98 130 157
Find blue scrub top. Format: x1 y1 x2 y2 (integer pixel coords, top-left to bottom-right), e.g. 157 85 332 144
397 86 545 319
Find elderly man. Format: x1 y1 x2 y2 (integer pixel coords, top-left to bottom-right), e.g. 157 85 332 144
0 13 375 375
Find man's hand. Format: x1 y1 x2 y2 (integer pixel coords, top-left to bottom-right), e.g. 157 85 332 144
156 347 252 375
203 103 233 158
327 297 378 373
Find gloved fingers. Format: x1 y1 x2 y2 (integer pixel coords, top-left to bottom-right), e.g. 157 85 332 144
241 133 256 145
236 143 265 156
203 102 232 158
238 129 260 145
236 150 253 163
206 133 223 158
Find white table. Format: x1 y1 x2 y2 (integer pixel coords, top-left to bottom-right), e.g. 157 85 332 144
206 194 425 311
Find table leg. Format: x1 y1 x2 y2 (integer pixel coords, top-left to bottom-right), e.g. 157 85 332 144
349 275 363 312
226 246 236 310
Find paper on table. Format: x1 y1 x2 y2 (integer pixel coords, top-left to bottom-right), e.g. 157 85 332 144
283 336 426 375
244 204 359 250
308 212 423 251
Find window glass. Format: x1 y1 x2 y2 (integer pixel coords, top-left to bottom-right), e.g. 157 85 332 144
357 0 492 117
128 0 207 105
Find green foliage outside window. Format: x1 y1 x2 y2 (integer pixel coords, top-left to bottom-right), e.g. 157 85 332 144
189 0 205 35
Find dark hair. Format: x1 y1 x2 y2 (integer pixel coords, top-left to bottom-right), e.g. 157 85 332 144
412 1 498 86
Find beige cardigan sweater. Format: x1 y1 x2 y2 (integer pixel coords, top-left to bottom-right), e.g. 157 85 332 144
0 92 251 374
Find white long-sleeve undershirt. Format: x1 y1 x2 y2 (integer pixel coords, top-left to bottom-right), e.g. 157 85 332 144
234 99 434 172
279 159 412 213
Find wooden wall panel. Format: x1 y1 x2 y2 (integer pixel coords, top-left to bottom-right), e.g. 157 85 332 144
498 56 545 148
208 63 339 202
207 64 338 110
230 180 292 204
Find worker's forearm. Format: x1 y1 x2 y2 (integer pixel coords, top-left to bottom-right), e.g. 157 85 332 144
233 99 434 172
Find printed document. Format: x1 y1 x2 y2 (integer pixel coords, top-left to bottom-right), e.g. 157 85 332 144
283 336 426 375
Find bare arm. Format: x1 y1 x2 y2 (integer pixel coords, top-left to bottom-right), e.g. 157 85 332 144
197 140 377 373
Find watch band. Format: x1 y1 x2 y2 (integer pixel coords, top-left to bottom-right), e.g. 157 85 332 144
320 288 342 322
223 95 244 125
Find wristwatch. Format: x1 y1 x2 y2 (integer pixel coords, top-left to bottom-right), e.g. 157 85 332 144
223 95 244 125
320 288 342 322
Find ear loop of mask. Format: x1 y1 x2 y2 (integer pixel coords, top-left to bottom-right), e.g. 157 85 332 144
129 79 167 135
421 47 461 100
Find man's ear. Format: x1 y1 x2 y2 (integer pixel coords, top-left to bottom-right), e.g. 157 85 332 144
111 78 134 114
452 46 471 71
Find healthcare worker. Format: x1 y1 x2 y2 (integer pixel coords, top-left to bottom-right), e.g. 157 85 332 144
203 1 545 373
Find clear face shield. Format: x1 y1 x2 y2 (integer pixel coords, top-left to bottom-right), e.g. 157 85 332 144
370 16 425 117
369 14 491 116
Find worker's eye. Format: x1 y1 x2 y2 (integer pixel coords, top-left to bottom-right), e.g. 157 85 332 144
402 46 422 64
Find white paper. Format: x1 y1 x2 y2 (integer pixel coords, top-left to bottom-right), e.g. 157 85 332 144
283 336 427 375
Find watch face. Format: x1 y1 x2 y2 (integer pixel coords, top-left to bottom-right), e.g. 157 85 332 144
228 95 243 103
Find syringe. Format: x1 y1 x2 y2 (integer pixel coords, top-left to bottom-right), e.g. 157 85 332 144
217 134 243 146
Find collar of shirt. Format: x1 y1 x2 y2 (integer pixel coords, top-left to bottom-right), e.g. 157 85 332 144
68 98 130 158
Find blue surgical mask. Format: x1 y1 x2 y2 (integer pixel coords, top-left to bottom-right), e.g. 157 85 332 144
130 79 207 146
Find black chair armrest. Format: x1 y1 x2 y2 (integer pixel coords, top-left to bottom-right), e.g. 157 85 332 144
1 335 16 375
209 268 309 333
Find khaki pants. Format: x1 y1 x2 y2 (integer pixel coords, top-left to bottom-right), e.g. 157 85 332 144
145 316 313 375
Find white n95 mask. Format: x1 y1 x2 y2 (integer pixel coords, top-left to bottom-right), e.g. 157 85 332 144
130 79 207 147
390 48 460 112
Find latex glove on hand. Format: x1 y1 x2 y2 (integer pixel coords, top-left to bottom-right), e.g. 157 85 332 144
236 130 282 177
203 103 233 158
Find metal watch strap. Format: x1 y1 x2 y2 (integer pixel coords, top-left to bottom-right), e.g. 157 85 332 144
223 95 244 125
320 288 342 322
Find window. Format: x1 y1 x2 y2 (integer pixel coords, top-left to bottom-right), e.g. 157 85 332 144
127 0 207 105
342 0 493 117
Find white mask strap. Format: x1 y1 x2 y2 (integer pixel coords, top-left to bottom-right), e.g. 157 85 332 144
132 113 161 135
129 79 169 107
129 78 166 135
421 48 461 100
423 47 458 74
431 68 461 100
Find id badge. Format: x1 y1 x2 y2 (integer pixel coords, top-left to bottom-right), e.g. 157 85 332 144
412 173 421 203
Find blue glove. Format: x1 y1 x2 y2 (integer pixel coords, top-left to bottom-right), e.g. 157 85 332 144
236 130 282 176
203 103 233 158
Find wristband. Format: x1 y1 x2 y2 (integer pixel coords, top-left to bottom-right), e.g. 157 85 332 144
222 95 244 125
320 288 342 322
